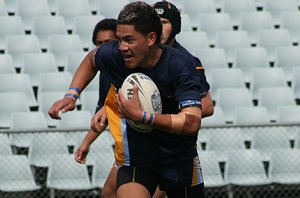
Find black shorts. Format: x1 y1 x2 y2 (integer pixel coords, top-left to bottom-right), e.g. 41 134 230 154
116 166 205 198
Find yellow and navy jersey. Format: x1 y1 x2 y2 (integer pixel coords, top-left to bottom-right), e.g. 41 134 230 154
105 85 203 185
95 41 201 169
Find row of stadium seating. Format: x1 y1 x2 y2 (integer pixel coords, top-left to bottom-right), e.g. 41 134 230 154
1 86 300 128
1 93 300 131
0 152 113 196
1 9 300 38
197 126 299 151
199 148 300 191
3 125 300 156
1 29 299 69
3 61 300 89
1 0 300 26
2 46 300 85
2 44 300 76
1 10 299 42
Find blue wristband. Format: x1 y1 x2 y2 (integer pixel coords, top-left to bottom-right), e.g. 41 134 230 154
64 93 78 100
147 113 154 125
69 87 81 94
140 112 147 124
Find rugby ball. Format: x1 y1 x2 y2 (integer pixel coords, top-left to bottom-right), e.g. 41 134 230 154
120 72 162 133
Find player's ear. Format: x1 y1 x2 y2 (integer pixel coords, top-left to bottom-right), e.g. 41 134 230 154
147 32 157 46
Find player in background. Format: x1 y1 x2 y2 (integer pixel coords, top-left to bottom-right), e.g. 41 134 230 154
73 18 118 197
154 1 213 117
75 1 213 198
92 19 117 113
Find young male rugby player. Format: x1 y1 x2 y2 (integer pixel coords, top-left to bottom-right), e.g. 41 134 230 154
50 2 208 198
75 1 213 198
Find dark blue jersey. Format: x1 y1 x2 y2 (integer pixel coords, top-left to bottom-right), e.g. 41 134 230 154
94 40 204 184
94 40 200 162
96 41 210 112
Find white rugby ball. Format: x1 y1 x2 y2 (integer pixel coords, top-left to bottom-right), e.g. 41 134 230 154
120 72 162 133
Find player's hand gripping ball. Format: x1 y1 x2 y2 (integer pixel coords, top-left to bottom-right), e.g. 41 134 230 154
120 73 162 132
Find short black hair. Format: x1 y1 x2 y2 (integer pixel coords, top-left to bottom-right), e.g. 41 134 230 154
92 18 117 45
117 1 162 44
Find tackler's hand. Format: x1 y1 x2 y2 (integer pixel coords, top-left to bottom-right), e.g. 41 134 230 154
48 97 76 120
74 142 90 164
91 106 108 133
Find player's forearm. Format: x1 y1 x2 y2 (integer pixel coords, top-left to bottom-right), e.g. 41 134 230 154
151 107 201 136
68 49 98 92
201 92 214 118
82 129 102 146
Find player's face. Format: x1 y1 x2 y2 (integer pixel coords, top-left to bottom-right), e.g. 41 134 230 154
95 30 117 46
160 17 172 45
117 24 154 69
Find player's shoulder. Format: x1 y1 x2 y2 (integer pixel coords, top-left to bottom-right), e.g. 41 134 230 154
96 40 118 55
95 40 123 62
160 45 198 77
160 44 193 64
173 41 203 67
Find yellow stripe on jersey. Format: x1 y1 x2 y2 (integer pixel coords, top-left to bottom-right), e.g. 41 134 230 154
196 66 204 70
105 85 126 165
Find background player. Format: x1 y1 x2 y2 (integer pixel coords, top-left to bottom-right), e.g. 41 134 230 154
154 1 213 118
75 18 118 197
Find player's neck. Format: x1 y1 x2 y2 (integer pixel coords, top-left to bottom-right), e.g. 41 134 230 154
145 45 162 68
167 38 176 47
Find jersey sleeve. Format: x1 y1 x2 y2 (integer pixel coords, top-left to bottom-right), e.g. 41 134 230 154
193 57 210 96
172 55 202 109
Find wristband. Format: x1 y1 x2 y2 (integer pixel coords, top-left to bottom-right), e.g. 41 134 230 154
139 112 155 126
69 87 81 94
64 93 78 100
140 112 147 124
147 113 154 125
65 87 81 101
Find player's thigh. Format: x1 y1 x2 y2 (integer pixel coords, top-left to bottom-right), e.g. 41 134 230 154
117 182 151 198
166 183 205 198
101 165 118 198
116 166 157 197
